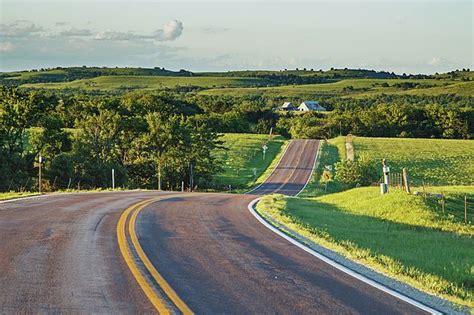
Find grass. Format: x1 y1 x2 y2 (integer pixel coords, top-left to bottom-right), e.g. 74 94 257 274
299 136 346 198
199 78 467 97
353 137 474 185
18 75 472 97
212 133 288 192
300 136 474 198
256 187 474 308
20 75 267 91
0 192 40 201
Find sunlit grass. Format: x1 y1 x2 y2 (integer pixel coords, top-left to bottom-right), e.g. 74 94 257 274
257 187 474 308
212 133 287 191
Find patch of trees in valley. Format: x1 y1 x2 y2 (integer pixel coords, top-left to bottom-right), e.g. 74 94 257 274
0 85 472 192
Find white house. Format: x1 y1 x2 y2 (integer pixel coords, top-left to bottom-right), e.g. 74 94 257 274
298 101 326 112
281 102 296 110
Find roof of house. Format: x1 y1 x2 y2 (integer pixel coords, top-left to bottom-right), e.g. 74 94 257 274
299 101 326 111
281 102 294 108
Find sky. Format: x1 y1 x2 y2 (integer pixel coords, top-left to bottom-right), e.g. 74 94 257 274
0 0 472 74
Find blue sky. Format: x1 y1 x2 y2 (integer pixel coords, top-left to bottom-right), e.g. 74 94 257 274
0 1 472 73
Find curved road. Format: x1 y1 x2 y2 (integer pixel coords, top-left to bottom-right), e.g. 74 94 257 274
0 139 427 314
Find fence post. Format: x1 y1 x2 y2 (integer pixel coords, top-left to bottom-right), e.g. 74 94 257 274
402 168 410 193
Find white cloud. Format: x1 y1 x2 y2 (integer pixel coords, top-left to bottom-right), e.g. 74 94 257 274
0 20 43 38
59 28 93 37
55 21 69 27
156 19 183 41
94 30 142 41
428 57 441 66
93 20 184 42
0 42 14 53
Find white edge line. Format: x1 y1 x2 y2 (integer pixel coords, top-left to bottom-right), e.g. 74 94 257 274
294 140 321 197
247 198 442 315
0 194 48 204
245 140 293 195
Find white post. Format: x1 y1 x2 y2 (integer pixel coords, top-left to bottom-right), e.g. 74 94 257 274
38 155 42 194
181 181 184 192
381 159 390 194
112 168 115 189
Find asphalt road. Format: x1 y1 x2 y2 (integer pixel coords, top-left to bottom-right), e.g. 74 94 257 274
0 139 428 314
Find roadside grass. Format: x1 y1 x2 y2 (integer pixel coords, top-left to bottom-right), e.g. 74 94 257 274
256 187 474 308
299 136 346 198
353 137 474 185
20 75 267 91
253 140 290 187
212 134 287 192
0 192 40 201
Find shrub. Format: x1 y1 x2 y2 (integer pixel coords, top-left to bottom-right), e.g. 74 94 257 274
335 155 378 186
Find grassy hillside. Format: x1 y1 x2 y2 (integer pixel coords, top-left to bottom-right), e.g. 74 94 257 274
20 75 268 91
7 67 472 96
200 78 471 97
353 137 474 185
212 133 287 191
257 187 474 308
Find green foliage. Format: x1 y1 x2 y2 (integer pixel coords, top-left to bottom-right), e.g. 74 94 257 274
257 188 474 308
334 154 378 187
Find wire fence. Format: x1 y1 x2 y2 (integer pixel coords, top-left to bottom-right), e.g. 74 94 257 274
379 172 473 225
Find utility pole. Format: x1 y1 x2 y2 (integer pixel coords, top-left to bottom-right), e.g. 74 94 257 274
38 155 42 194
111 168 115 189
189 162 194 192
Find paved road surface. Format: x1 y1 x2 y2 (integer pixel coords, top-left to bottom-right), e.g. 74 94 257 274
0 139 428 314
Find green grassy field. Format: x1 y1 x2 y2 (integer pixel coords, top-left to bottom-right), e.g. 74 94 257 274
300 136 473 197
199 78 469 97
17 74 473 97
212 133 287 192
353 137 474 185
20 75 267 91
257 187 474 308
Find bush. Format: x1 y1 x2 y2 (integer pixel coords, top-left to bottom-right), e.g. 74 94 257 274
335 155 378 186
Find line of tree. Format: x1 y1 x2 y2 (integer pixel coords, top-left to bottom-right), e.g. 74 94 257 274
1 87 472 192
0 87 222 192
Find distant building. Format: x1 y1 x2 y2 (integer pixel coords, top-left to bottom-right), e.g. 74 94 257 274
281 102 296 111
298 101 326 112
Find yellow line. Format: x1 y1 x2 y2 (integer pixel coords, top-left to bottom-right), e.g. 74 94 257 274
117 198 171 314
129 199 194 315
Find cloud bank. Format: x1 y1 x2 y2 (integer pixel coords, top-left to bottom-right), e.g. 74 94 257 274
0 19 184 42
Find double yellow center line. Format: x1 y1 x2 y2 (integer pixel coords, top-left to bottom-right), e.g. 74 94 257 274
117 196 193 314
